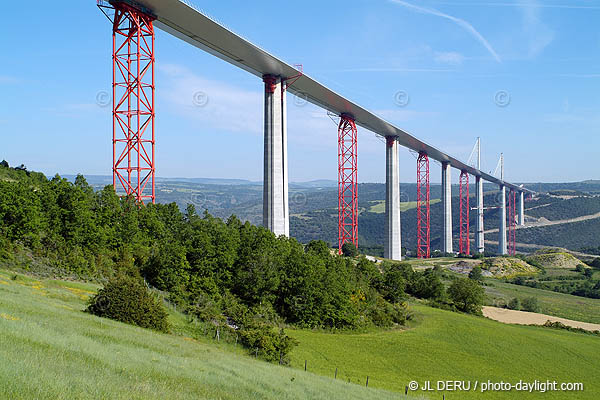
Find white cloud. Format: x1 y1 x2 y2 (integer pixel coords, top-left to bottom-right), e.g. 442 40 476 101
519 0 554 58
0 75 19 84
388 0 501 62
434 51 465 65
158 64 263 134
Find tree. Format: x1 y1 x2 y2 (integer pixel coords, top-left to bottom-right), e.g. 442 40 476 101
521 296 540 313
382 267 406 303
341 242 359 257
584 268 594 279
0 160 8 168
508 297 521 310
448 278 485 314
469 266 484 282
575 264 585 273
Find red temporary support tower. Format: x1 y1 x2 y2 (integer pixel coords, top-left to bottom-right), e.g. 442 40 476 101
99 0 156 203
416 151 430 258
508 189 517 255
459 171 470 255
338 114 358 253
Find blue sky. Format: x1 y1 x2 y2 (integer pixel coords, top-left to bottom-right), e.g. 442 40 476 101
1 0 599 184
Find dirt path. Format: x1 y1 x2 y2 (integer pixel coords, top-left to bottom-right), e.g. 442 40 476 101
482 306 600 332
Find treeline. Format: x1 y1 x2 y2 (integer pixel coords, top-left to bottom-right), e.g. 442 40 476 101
0 165 410 331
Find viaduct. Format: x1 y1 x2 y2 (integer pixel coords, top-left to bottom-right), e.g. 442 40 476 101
97 0 534 259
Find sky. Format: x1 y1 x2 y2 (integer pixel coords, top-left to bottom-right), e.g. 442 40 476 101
0 0 599 184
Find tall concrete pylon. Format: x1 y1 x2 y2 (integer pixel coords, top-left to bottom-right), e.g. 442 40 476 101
441 162 452 254
518 191 525 226
384 137 402 260
475 138 484 253
262 75 289 237
476 176 484 253
498 153 507 255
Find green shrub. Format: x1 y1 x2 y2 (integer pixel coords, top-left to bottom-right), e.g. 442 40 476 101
87 275 170 333
521 296 540 313
508 297 521 310
239 323 298 364
341 242 359 257
469 266 483 282
448 278 484 315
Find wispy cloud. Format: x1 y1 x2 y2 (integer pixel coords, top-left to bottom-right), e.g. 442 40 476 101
158 64 262 134
519 0 554 58
430 2 600 10
434 51 465 65
0 75 20 84
335 67 454 73
388 0 501 62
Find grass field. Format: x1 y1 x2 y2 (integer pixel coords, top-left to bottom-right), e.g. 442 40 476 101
484 279 600 324
0 269 412 400
2 268 599 400
289 304 600 399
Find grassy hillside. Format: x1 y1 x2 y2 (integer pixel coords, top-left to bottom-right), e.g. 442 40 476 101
484 280 600 324
289 304 600 399
0 270 409 400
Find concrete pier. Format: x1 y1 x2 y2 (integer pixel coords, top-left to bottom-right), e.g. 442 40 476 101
498 185 507 255
475 176 484 253
441 162 452 254
262 75 289 236
384 137 402 260
518 191 525 226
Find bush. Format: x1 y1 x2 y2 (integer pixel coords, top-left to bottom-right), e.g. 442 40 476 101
448 278 484 314
508 297 521 310
521 296 540 313
87 275 170 333
239 323 298 364
469 266 483 282
575 264 585 273
341 242 359 257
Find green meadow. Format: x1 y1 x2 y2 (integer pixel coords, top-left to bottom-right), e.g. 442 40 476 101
484 279 600 324
289 303 600 399
0 270 412 400
1 269 599 399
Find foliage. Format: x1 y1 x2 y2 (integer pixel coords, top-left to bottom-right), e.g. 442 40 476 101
0 166 409 337
448 278 484 314
468 266 483 282
521 296 540 313
508 297 521 310
87 275 170 332
239 324 298 364
341 242 359 257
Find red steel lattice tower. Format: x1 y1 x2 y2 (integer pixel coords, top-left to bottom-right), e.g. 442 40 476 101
416 151 430 258
100 1 156 203
508 189 517 255
338 114 358 253
459 171 470 255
